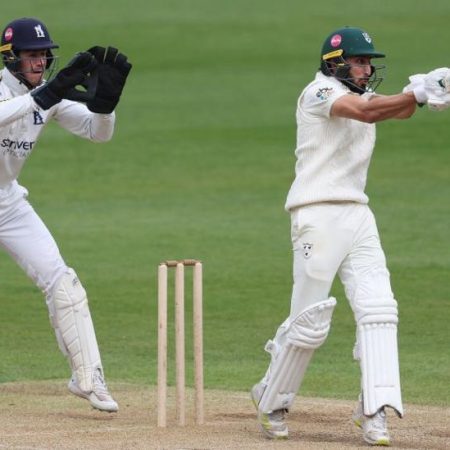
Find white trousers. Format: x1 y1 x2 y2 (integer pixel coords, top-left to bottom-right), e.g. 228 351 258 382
289 202 394 318
264 202 398 381
0 181 67 298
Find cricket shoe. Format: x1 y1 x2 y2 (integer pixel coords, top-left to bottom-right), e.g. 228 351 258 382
68 368 119 412
251 382 288 440
352 398 390 446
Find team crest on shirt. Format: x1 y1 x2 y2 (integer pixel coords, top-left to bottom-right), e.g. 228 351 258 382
315 87 333 101
33 111 44 125
302 243 313 259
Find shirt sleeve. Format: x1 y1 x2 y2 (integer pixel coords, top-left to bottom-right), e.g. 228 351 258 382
300 80 348 119
0 94 37 127
51 100 115 142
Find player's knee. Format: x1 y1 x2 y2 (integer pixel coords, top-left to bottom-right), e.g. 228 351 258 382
351 268 397 324
51 268 88 310
291 278 332 308
355 298 398 327
286 297 336 349
24 261 66 298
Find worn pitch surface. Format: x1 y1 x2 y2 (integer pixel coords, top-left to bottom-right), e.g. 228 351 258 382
0 382 448 449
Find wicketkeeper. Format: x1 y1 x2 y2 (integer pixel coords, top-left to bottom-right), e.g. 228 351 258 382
251 26 450 446
0 17 131 412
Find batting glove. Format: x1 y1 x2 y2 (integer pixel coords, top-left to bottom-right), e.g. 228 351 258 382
425 67 450 111
403 68 450 111
31 52 97 110
85 46 132 114
403 73 427 103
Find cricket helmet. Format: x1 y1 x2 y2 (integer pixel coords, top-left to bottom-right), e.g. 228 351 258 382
319 26 385 94
0 17 59 85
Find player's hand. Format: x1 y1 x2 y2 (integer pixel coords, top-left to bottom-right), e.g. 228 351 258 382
426 94 450 111
85 46 132 114
424 68 450 111
403 68 450 111
403 73 425 96
31 52 97 110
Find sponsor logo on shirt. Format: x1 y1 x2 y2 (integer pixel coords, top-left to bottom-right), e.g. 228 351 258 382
316 87 334 101
1 138 35 158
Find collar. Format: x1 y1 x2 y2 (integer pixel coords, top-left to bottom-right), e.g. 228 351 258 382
314 71 349 90
1 68 31 96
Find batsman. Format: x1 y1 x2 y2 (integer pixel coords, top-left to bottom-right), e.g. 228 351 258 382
0 17 131 411
251 26 450 446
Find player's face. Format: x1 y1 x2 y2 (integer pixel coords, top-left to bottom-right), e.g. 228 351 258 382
18 49 48 87
346 56 372 90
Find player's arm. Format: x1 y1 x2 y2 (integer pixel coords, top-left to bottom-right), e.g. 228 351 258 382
0 94 37 126
53 100 115 142
330 92 417 123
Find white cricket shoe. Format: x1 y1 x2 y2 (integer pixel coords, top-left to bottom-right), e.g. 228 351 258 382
251 383 288 439
352 398 390 446
68 368 119 412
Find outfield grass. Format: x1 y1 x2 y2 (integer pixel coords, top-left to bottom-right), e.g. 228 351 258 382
0 1 449 407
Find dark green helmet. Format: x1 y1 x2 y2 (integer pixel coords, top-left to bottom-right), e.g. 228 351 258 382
319 26 385 94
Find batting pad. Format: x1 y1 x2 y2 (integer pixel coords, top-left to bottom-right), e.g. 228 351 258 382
258 298 336 413
47 268 102 392
358 303 403 417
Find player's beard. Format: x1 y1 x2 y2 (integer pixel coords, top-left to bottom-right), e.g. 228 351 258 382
358 78 369 90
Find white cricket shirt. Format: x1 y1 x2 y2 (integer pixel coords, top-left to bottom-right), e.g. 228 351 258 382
285 72 376 211
0 68 115 189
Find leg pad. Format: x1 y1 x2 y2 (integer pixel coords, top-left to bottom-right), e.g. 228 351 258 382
355 297 403 416
258 298 336 413
47 268 102 391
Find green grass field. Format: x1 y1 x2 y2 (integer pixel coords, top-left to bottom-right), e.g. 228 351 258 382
0 0 449 408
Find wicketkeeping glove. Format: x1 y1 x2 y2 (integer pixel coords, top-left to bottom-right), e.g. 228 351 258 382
85 46 132 114
31 52 97 110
